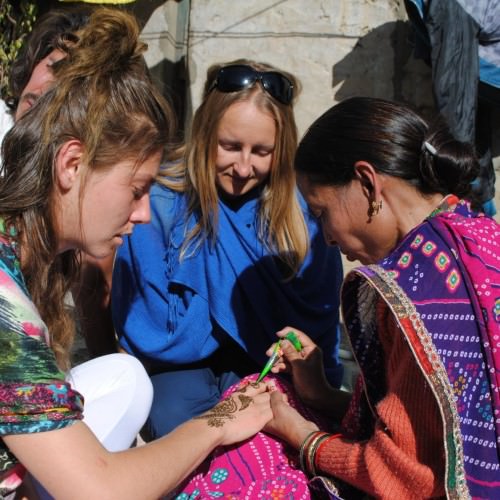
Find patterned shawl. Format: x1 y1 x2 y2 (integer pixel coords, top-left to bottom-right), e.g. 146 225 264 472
342 198 499 499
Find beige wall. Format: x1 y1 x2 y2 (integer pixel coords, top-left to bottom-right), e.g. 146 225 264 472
139 0 499 221
186 0 432 136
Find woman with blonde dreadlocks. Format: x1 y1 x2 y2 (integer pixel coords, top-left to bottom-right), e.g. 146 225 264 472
0 9 273 499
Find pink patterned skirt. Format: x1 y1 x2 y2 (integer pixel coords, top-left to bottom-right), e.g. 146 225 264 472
171 374 333 500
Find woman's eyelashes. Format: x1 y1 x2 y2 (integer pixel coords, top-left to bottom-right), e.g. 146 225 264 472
309 207 323 220
253 147 273 157
220 142 239 152
132 186 147 200
132 178 155 200
219 141 273 157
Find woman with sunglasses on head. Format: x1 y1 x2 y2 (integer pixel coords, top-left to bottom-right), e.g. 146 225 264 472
112 59 344 439
0 11 274 499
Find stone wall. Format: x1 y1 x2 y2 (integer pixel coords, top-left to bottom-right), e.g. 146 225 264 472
137 0 499 218
138 0 436 134
186 0 435 136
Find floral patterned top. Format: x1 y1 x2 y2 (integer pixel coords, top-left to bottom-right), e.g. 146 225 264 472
0 219 83 497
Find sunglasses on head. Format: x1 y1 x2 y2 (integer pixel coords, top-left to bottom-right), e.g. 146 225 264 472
209 64 294 105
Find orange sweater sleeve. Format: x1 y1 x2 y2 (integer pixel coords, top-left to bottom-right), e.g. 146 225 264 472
315 301 446 499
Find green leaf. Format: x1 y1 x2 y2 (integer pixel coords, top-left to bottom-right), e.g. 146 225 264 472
0 0 38 100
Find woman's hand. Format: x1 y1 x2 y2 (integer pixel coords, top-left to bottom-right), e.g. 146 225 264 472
195 381 273 446
263 389 319 449
268 327 334 409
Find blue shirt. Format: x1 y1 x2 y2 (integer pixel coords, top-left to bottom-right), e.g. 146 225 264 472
112 183 344 386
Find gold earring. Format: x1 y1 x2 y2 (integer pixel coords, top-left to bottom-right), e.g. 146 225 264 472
370 200 382 216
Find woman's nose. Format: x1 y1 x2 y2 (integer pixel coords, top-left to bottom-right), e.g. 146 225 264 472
233 151 252 177
131 193 151 224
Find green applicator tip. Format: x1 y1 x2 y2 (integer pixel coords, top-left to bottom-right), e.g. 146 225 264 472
256 330 302 382
284 330 302 351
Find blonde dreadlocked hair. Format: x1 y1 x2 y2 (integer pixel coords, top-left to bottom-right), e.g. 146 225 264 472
0 8 174 369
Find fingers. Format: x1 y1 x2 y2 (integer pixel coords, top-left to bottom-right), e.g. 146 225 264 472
275 327 315 349
228 388 272 418
232 380 286 409
216 390 273 446
280 338 303 358
242 392 273 426
269 389 287 405
234 379 271 396
265 341 280 357
269 360 287 375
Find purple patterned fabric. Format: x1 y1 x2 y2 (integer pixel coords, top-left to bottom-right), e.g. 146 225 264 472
343 198 499 499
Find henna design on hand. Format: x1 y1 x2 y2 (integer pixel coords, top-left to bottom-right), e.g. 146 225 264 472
194 393 254 427
235 381 260 394
194 397 238 427
236 383 249 393
237 394 253 410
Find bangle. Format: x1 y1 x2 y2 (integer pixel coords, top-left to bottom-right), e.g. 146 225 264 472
305 432 330 476
311 433 343 476
299 431 330 476
299 430 320 472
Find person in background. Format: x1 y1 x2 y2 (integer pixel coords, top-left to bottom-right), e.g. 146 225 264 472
0 9 272 499
112 59 344 439
0 8 90 166
5 7 90 120
253 97 499 499
404 0 499 216
0 100 13 161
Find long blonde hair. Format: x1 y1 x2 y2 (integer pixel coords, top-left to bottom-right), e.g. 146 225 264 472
0 8 174 369
158 59 308 275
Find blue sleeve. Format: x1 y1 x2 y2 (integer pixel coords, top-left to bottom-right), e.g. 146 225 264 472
111 184 179 361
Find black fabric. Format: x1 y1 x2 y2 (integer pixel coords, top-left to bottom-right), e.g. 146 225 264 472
405 0 497 206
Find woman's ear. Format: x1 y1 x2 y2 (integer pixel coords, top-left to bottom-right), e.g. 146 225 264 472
354 161 384 220
54 139 84 191
353 161 381 201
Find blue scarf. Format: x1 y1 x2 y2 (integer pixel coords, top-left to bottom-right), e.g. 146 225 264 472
113 183 343 385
